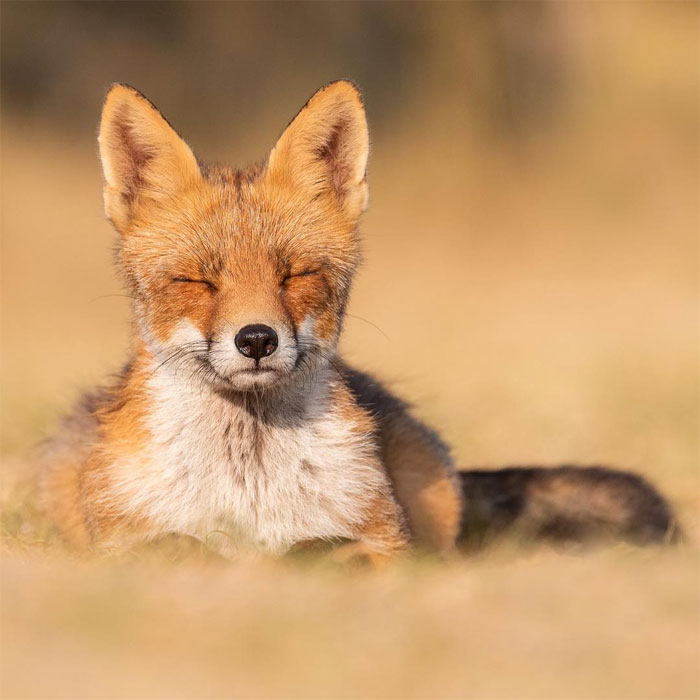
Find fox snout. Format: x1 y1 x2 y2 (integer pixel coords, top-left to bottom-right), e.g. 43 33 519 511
234 324 279 361
203 318 299 391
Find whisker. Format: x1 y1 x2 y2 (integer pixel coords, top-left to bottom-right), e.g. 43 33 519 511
88 293 133 304
304 346 346 381
345 313 390 341
146 341 210 381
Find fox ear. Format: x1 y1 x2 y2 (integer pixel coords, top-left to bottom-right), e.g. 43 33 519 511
266 81 369 219
98 84 201 231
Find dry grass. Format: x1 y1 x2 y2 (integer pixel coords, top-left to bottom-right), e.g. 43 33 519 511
1 4 698 697
2 548 698 700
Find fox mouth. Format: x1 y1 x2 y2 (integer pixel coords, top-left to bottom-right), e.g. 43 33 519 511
201 358 283 391
235 367 280 381
226 368 283 391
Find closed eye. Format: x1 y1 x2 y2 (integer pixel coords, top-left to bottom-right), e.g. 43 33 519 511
282 269 320 284
172 277 217 290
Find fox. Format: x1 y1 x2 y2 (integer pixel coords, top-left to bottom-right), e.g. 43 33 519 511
39 81 677 562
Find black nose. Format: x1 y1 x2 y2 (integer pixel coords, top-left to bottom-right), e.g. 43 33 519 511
234 324 278 361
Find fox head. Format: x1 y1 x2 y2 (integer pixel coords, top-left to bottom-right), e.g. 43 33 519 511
98 81 368 392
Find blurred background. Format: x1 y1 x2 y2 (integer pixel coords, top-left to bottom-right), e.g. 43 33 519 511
1 3 698 699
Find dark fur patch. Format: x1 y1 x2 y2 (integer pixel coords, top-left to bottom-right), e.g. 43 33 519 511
459 466 678 548
300 460 318 475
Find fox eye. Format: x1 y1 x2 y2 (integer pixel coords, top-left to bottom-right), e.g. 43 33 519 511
172 277 217 291
281 269 320 285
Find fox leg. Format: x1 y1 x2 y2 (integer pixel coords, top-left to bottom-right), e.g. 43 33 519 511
40 453 91 549
341 365 463 554
332 488 412 567
380 413 463 554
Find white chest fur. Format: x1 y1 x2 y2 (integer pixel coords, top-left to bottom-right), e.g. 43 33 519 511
110 368 385 554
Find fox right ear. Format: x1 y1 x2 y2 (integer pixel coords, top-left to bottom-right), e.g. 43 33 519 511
266 81 369 221
98 84 201 231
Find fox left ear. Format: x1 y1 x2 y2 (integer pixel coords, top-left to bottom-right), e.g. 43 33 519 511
98 84 201 232
266 81 369 219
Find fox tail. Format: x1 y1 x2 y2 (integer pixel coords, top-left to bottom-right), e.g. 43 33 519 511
458 465 680 549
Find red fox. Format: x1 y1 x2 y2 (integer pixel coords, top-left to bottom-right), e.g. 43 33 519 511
40 81 677 561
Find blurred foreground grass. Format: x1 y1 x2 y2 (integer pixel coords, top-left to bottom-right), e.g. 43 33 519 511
2 539 698 699
1 448 699 699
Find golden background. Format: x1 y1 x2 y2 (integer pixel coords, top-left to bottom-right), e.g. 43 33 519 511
1 3 698 698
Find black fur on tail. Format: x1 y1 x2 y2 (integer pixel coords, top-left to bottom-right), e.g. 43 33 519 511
458 466 679 550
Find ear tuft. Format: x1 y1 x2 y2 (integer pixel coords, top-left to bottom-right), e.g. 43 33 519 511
267 80 369 219
98 84 200 231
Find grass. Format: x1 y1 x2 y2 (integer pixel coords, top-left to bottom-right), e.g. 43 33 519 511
1 8 698 693
2 547 698 700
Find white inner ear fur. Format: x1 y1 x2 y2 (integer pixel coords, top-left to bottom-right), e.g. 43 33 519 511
266 82 369 218
98 85 201 230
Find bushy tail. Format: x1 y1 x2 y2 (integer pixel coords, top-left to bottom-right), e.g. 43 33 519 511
458 465 680 549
